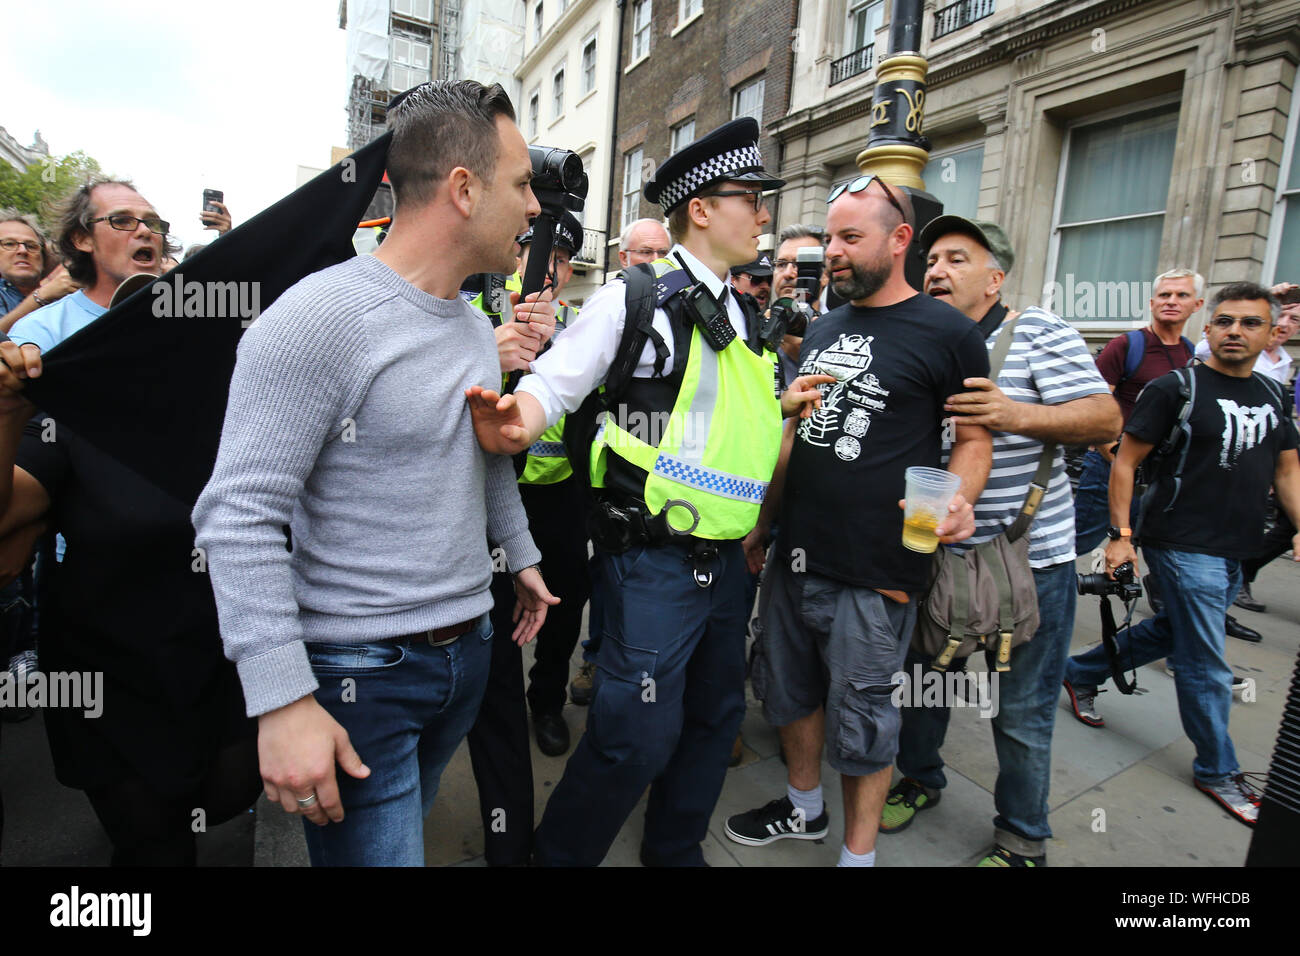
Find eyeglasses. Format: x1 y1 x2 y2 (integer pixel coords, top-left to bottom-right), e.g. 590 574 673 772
705 189 766 213
826 174 908 225
0 238 41 254
630 247 671 259
1209 315 1268 331
87 214 170 235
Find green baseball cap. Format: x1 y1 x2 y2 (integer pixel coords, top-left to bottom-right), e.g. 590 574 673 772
918 215 1015 275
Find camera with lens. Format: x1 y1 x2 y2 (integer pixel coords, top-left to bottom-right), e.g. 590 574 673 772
1077 561 1142 601
528 145 588 216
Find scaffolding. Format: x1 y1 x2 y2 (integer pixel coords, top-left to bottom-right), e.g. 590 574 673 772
440 0 460 81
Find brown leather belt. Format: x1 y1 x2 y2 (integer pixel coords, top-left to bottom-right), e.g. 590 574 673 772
390 617 478 648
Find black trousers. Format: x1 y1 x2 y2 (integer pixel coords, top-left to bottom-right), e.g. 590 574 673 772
466 570 535 866
83 737 260 866
521 479 592 716
1242 500 1297 585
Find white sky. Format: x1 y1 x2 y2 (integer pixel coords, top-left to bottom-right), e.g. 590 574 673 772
7 0 350 252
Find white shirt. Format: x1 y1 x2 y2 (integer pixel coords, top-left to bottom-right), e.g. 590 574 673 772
517 243 749 427
1194 337 1293 384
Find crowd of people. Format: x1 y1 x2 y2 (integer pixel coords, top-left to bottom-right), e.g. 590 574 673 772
0 77 1296 867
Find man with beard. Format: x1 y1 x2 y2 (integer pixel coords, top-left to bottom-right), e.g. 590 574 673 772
725 176 991 866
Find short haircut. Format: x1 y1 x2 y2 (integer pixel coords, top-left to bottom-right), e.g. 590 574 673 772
1210 281 1279 324
778 223 826 245
619 217 669 250
51 177 139 286
1153 267 1204 297
385 80 517 209
667 196 719 243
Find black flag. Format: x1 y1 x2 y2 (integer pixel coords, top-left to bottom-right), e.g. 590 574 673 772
23 132 393 508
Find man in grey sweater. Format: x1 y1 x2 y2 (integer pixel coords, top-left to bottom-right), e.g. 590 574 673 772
192 81 558 866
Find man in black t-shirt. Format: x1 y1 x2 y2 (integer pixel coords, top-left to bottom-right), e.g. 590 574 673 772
1063 282 1300 828
724 177 992 867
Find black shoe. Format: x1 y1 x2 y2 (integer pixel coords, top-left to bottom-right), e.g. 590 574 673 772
724 796 829 846
1143 574 1164 615
533 711 570 756
1226 615 1262 644
1233 583 1266 614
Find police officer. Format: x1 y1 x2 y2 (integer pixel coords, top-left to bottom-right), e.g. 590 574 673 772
466 118 832 866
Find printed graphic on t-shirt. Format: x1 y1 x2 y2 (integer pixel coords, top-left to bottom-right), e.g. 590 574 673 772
797 334 892 460
1217 399 1280 468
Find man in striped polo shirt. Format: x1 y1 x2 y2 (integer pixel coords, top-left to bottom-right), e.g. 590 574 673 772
881 217 1121 866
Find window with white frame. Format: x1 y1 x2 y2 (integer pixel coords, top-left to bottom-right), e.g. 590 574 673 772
632 0 652 60
392 0 433 21
671 118 696 155
528 87 540 138
679 0 702 24
623 147 644 229
389 35 431 92
533 1 543 44
582 33 598 94
553 66 565 119
1048 101 1180 322
1266 84 1300 284
847 0 883 53
921 145 984 220
732 76 764 123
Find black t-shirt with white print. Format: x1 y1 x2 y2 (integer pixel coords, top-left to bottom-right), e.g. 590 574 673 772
776 293 990 592
1127 364 1299 559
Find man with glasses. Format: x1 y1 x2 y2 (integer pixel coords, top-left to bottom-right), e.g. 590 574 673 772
468 117 829 865
7 179 166 353
771 223 827 308
617 218 671 269
0 212 78 331
724 174 991 866
1063 282 1300 828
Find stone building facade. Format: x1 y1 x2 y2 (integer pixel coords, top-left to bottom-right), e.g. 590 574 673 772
773 0 1300 348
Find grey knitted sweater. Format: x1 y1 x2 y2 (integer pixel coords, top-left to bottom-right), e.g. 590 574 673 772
193 254 540 717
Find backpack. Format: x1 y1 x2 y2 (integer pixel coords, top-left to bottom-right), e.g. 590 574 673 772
912 316 1051 674
1117 328 1194 387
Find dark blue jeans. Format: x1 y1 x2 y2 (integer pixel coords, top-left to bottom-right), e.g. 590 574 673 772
1066 547 1240 785
897 561 1077 851
534 540 749 866
301 613 493 866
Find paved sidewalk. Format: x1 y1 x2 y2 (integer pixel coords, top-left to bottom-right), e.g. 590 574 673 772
254 552 1299 867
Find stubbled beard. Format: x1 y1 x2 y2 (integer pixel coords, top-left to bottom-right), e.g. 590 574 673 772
831 257 890 301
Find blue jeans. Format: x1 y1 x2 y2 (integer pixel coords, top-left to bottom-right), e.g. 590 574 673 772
534 540 749 866
301 612 493 866
897 561 1077 850
1073 450 1112 556
1065 547 1240 785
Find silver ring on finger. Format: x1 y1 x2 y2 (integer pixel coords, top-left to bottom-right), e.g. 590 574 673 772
296 792 319 809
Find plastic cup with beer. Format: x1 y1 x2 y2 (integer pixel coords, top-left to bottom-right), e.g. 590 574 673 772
902 466 962 553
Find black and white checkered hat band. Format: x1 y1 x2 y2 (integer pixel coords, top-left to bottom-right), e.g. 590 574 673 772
658 144 764 210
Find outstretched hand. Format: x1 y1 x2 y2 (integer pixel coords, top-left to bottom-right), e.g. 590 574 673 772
465 385 532 455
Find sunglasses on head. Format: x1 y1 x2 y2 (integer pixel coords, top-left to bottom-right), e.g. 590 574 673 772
826 174 908 224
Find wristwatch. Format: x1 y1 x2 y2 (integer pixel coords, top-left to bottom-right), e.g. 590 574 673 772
1105 526 1132 540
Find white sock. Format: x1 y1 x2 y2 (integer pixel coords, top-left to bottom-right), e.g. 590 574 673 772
787 783 823 821
837 844 876 867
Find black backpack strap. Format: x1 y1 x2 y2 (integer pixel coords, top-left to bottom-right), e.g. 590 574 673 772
1135 365 1197 538
606 264 668 399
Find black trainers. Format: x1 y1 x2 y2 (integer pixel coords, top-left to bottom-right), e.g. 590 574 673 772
724 796 829 846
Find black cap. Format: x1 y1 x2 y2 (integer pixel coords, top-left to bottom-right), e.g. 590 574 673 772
730 255 773 278
518 210 585 255
644 117 784 214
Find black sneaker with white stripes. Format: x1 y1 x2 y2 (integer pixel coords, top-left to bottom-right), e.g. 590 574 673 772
724 796 829 846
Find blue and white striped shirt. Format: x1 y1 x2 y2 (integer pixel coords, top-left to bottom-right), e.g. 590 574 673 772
943 306 1109 569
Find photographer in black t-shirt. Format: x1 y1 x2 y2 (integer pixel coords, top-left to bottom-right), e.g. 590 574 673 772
1063 281 1300 828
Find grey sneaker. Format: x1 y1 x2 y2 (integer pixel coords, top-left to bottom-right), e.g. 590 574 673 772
8 649 38 684
1195 774 1259 827
1063 678 1104 727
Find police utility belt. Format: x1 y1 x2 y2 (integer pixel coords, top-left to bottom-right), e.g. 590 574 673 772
589 495 720 588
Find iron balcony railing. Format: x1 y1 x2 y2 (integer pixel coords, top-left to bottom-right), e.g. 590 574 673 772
573 227 606 266
934 0 995 39
830 43 874 86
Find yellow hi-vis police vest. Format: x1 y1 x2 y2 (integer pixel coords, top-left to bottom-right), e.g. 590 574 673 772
590 259 783 540
466 273 575 485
